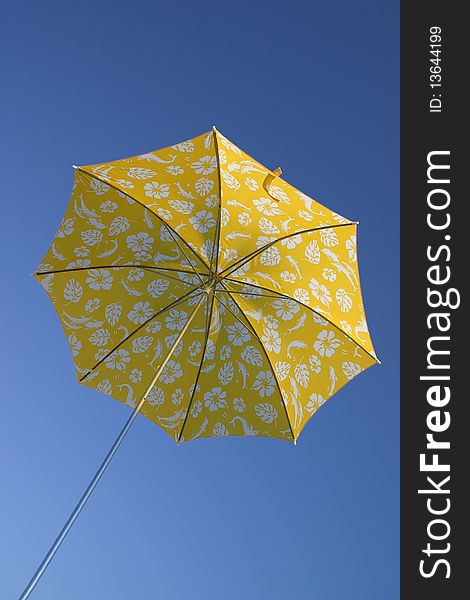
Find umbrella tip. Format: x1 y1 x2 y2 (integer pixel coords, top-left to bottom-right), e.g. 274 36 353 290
72 164 78 170
212 125 217 132
355 220 360 225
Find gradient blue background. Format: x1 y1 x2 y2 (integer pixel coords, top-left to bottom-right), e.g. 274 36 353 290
0 1 399 598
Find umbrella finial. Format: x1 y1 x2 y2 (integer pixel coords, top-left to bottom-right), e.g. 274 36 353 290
212 125 217 132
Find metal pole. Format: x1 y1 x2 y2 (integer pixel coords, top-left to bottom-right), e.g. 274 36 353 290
19 292 206 600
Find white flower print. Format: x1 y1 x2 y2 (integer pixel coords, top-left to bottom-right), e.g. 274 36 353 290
223 248 238 262
263 315 279 329
336 289 353 312
340 320 353 335
128 301 153 325
68 333 82 356
84 298 100 312
86 269 113 291
190 400 203 418
99 200 118 213
165 309 187 331
191 155 217 175
205 194 218 208
127 167 156 180
245 177 258 191
57 218 75 238
280 271 296 283
160 360 183 384
309 278 332 306
322 268 336 282
253 197 282 216
262 328 281 354
126 268 144 282
281 234 302 249
238 212 252 226
189 210 215 233
172 388 184 406
81 229 103 246
226 322 250 346
129 369 142 384
166 165 184 175
189 340 202 356
127 232 154 253
320 228 339 247
74 245 90 257
233 397 246 413
105 349 130 371
66 259 91 269
305 393 325 413
204 387 227 411
147 279 170 298
253 371 276 397
144 181 170 200
272 298 300 321
313 330 340 357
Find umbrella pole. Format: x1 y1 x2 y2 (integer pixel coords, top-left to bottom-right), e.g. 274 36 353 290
19 293 207 600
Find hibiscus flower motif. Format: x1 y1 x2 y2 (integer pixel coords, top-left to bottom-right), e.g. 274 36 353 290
204 387 227 411
166 165 184 175
309 355 322 373
313 330 340 357
90 180 109 195
105 349 130 371
129 369 142 384
99 200 117 213
238 212 252 226
253 197 282 216
74 246 90 257
189 210 215 233
281 234 302 249
226 322 251 346
322 268 336 282
305 393 325 413
86 269 113 290
262 328 281 354
127 268 144 281
191 155 217 175
144 181 170 199
84 298 100 312
172 388 184 405
280 271 296 283
160 360 183 384
233 397 246 413
126 232 154 253
252 371 276 397
127 301 153 325
165 309 188 331
272 298 300 321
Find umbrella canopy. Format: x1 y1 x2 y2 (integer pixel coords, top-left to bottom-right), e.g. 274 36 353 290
35 128 378 443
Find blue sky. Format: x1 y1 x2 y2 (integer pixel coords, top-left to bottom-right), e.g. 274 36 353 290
0 1 399 598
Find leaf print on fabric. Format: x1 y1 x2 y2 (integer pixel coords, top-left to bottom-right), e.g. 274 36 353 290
108 216 131 236
63 279 83 303
254 403 278 424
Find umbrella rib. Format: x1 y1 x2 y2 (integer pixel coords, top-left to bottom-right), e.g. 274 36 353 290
79 288 205 382
211 128 223 276
214 288 285 301
218 222 355 279
35 264 199 277
177 290 217 442
224 277 379 364
215 283 296 442
76 168 211 275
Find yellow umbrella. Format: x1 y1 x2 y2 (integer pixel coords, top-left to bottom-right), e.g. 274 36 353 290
23 128 378 598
